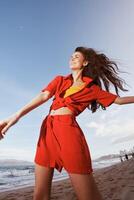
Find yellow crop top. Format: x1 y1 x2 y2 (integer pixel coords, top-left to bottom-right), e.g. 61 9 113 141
63 84 86 98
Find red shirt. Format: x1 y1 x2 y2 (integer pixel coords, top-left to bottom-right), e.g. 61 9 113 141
41 73 118 116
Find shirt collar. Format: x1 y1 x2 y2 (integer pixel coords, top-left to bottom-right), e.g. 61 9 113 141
64 73 93 85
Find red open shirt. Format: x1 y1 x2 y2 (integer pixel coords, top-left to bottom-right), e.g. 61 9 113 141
41 73 118 116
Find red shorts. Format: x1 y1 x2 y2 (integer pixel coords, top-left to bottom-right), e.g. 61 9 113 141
34 114 93 174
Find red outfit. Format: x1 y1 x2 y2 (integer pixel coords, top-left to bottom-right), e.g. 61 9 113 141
34 73 118 174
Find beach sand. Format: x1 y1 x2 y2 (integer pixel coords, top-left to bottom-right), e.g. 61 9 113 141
0 158 133 200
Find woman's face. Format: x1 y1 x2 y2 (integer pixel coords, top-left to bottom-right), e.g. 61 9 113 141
69 51 88 70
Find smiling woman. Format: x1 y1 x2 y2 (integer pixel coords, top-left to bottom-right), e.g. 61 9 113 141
69 47 129 113
0 46 134 200
69 51 89 71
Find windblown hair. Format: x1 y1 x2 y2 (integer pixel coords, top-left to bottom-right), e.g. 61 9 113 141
75 46 129 113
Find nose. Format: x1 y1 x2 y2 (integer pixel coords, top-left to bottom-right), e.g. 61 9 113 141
70 57 75 61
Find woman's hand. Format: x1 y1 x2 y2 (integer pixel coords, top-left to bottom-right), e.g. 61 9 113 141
0 114 20 140
0 92 50 140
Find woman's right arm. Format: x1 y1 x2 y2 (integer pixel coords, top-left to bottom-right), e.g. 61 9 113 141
0 90 51 138
15 90 51 118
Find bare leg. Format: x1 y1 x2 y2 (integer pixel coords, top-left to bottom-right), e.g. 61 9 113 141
33 163 54 200
68 172 103 200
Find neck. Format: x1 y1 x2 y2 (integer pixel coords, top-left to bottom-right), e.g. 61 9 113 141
71 70 84 83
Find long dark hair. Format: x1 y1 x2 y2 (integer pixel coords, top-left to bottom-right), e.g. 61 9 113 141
75 46 129 113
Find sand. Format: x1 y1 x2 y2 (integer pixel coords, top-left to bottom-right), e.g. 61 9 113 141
0 158 133 200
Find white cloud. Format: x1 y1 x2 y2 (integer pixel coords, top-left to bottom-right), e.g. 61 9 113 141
111 134 134 144
0 147 34 161
87 121 98 128
85 107 134 144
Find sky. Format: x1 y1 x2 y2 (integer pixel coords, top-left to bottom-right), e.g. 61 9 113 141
0 0 134 162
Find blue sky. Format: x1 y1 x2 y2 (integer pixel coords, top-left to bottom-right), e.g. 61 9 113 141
0 0 134 162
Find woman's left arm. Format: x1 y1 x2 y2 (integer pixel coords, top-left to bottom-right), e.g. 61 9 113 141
114 96 134 105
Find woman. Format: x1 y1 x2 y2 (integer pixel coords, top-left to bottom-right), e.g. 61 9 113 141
0 46 133 200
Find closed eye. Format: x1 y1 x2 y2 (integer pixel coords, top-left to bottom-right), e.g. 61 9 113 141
71 55 79 59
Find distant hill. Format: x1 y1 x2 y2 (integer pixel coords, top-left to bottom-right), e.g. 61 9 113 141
0 154 120 165
0 159 34 166
93 154 120 162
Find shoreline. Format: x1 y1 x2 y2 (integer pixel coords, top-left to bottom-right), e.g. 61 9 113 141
0 176 69 193
0 158 133 200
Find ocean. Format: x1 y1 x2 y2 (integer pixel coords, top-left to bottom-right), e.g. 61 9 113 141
0 157 121 192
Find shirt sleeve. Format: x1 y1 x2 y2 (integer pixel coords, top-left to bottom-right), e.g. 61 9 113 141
41 75 60 98
94 85 118 107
